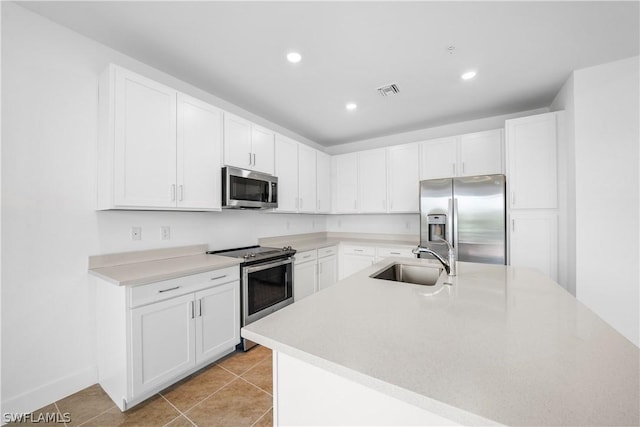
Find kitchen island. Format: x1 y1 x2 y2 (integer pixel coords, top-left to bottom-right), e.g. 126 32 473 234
242 258 639 426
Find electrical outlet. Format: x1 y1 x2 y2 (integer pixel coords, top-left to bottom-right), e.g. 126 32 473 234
131 227 142 241
161 226 171 240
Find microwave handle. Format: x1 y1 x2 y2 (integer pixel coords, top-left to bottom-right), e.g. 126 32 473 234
268 181 273 203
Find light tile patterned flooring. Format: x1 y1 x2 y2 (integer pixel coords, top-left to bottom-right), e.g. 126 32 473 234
10 346 273 427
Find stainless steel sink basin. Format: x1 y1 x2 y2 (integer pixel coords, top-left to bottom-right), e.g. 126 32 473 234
371 263 443 286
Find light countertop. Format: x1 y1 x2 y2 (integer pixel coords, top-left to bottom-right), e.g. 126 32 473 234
88 245 241 286
242 258 639 426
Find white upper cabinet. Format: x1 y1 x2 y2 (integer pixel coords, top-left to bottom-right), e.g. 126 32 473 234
332 153 358 213
387 143 420 213
357 148 387 213
419 129 503 180
98 64 221 211
177 94 223 210
275 135 299 212
506 113 558 209
298 144 317 213
112 66 178 208
420 137 458 180
316 152 332 213
223 113 274 175
459 129 504 177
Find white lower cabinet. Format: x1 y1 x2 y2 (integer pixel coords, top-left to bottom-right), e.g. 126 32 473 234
96 266 240 411
294 246 338 300
340 244 417 279
318 255 338 291
294 251 318 302
509 211 558 281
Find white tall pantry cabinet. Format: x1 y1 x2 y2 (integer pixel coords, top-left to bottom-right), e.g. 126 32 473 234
506 112 560 281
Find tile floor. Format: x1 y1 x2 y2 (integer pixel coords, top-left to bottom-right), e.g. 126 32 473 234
9 346 273 427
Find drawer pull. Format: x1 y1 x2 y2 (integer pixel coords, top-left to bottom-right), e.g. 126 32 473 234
390 252 401 255
158 286 180 293
354 249 363 252
209 275 226 281
303 255 311 259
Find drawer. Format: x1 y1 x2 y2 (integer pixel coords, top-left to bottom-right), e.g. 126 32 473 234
318 245 337 258
376 246 416 258
341 245 375 257
129 266 239 308
295 249 317 264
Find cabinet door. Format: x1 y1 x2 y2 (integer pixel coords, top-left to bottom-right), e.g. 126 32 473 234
340 254 375 280
275 135 299 212
318 255 338 291
298 145 317 213
388 143 419 213
316 152 332 213
333 153 358 213
223 113 253 170
459 129 503 177
113 67 177 207
251 125 275 175
509 212 558 281
176 94 222 210
194 282 240 364
131 293 195 396
358 149 387 213
419 137 458 180
506 113 558 209
294 261 317 302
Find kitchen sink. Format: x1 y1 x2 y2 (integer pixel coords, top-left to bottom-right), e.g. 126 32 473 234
371 263 443 286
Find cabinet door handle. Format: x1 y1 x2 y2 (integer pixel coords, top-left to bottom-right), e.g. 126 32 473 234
319 263 323 274
452 163 456 175
390 252 401 255
300 198 303 209
317 199 320 211
354 249 363 252
253 153 256 165
190 301 195 319
198 299 202 317
512 219 515 232
209 275 226 281
462 162 465 174
248 152 252 166
511 192 516 206
170 184 176 201
178 185 184 201
303 255 311 259
159 286 180 293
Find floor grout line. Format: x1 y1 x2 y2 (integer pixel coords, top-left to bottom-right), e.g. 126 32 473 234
159 394 197 427
74 403 117 427
238 376 273 398
52 401 67 427
249 406 273 427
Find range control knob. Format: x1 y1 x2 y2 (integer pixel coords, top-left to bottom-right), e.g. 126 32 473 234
250 253 256 257
282 246 292 251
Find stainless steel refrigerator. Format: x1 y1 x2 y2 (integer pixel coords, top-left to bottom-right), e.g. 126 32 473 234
419 174 506 265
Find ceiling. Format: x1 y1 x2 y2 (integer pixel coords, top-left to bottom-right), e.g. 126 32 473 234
15 1 640 146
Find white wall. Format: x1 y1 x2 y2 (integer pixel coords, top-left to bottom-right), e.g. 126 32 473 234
551 75 576 296
572 57 639 346
0 3 325 414
326 214 419 236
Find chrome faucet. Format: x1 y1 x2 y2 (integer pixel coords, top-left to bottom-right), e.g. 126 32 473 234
412 237 457 276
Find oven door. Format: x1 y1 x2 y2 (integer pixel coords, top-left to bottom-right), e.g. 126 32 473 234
242 257 293 325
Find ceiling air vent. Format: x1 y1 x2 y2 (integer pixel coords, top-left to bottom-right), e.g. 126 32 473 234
377 83 400 97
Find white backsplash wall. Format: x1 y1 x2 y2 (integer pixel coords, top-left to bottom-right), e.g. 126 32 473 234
326 214 420 236
95 210 326 254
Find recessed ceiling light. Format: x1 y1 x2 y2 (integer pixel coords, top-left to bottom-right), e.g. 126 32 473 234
286 52 302 63
461 70 477 80
346 103 357 111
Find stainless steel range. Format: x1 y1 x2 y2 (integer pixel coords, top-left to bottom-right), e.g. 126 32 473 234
207 245 296 351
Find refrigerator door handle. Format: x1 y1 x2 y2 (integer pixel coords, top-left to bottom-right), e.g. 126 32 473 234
447 198 454 246
452 198 459 259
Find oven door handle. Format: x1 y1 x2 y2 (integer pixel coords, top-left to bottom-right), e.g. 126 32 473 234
243 257 293 274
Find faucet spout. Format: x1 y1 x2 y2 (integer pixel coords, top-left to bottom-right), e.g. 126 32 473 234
412 237 457 276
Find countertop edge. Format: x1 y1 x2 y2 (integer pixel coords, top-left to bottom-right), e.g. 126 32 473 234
241 328 500 427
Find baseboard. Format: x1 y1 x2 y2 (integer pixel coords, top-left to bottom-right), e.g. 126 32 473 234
1 366 98 418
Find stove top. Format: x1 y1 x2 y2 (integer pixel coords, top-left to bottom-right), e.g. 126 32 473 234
207 245 295 263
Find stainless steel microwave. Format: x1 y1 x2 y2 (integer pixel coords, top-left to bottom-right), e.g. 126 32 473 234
222 166 278 209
